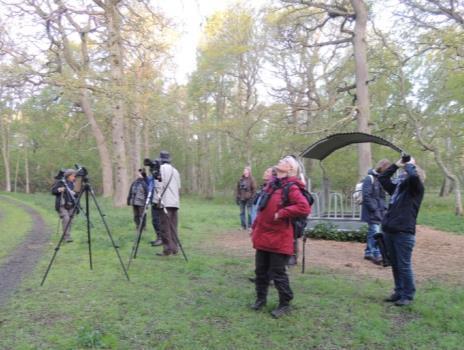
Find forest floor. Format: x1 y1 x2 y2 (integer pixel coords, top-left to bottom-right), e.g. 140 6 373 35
0 196 50 305
210 225 464 284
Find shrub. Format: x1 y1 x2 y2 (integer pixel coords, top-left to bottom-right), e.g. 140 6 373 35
306 223 367 242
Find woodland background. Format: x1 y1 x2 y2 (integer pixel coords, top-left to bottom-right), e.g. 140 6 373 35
0 0 462 214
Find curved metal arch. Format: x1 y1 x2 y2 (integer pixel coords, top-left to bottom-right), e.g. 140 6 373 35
300 132 404 160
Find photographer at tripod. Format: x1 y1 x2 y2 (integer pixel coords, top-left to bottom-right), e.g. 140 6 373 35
51 169 77 243
152 151 181 257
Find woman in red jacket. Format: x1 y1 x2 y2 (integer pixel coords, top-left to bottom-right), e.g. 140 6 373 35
250 156 311 318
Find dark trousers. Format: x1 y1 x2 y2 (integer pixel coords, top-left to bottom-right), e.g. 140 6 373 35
157 207 179 255
384 232 416 300
132 205 146 232
151 204 161 239
255 250 293 305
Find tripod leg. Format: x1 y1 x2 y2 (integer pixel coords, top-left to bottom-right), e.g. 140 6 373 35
85 189 93 270
88 188 130 281
301 237 306 274
167 212 188 262
127 205 149 270
41 190 84 286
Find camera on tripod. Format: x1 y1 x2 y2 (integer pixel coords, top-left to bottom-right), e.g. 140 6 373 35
74 164 88 193
143 158 161 180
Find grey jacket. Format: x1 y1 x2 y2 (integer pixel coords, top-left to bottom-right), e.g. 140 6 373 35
152 163 181 208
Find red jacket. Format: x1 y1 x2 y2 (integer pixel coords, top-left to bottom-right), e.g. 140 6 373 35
251 176 311 255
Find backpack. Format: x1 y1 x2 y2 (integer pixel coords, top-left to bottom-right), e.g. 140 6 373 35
353 174 374 205
281 182 314 238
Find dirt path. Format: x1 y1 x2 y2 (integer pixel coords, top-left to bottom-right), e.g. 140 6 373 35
0 196 50 306
210 225 464 283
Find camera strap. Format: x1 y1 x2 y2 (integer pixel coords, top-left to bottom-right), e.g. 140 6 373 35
157 168 174 208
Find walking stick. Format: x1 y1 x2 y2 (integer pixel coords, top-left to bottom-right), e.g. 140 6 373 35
301 236 307 274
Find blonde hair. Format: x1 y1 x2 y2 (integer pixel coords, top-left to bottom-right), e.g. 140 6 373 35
416 165 426 183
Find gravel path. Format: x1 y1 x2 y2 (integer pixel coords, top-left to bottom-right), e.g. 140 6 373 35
0 196 50 306
210 225 464 283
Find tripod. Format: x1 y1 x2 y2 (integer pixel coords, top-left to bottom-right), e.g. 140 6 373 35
127 180 188 270
41 179 130 286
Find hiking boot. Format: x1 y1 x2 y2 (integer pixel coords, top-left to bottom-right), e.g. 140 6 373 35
150 239 163 246
384 293 401 302
372 257 383 265
156 252 170 257
250 299 266 311
395 299 412 307
271 304 291 318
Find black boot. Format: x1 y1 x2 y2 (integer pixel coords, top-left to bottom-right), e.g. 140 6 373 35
271 303 291 318
250 299 266 311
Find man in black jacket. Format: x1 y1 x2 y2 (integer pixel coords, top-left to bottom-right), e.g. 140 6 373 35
378 157 425 306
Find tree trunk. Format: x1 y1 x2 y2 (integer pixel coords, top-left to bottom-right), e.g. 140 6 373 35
79 90 114 197
24 147 30 194
106 0 130 207
0 116 11 192
351 0 372 179
14 153 20 192
439 176 453 197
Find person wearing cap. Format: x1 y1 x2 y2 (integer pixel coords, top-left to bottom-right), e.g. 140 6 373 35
152 151 181 256
236 166 257 230
250 156 311 318
378 156 425 307
51 169 77 243
127 169 149 234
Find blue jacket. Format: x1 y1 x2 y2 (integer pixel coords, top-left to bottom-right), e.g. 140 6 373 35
361 169 386 224
378 163 425 235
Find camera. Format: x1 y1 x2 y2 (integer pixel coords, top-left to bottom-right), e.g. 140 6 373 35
143 158 161 180
401 153 411 163
74 164 88 193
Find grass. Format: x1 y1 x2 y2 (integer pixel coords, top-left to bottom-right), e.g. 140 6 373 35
0 195 33 264
0 192 463 349
418 194 464 234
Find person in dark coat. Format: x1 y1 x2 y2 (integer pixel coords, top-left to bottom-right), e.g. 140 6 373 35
51 169 77 243
378 157 425 307
361 159 391 264
127 169 149 234
250 156 311 318
236 166 257 230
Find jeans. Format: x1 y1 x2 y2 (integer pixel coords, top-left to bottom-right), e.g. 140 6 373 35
383 232 416 300
239 199 252 229
365 223 381 258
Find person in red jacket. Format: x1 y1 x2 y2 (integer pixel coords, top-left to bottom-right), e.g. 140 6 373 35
250 155 311 318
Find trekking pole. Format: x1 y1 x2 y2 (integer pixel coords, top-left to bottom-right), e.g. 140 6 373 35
301 236 307 274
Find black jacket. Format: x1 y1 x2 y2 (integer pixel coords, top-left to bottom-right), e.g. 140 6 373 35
378 164 424 235
361 170 387 224
51 180 76 212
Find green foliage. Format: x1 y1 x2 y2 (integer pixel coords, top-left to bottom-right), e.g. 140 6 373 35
307 223 368 242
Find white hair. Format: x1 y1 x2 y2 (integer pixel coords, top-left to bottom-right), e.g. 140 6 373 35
283 156 300 177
